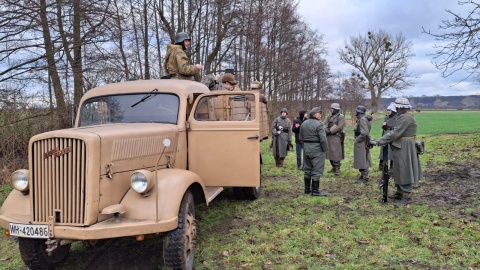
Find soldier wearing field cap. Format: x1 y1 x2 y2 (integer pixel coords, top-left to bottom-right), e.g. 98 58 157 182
221 73 239 91
250 81 262 90
164 32 203 81
377 97 422 205
271 108 292 167
324 103 346 176
299 107 328 196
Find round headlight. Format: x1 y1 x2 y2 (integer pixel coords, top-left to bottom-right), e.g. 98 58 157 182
11 170 29 192
130 170 154 194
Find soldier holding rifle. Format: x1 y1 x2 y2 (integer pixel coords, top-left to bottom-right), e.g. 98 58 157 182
376 98 422 205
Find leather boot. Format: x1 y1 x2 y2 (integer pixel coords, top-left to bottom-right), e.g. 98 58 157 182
356 173 367 183
311 180 327 197
400 192 411 205
275 157 281 167
334 166 340 176
388 185 403 200
279 158 284 167
304 178 311 194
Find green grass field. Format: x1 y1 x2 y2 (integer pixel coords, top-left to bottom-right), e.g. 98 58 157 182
368 110 480 138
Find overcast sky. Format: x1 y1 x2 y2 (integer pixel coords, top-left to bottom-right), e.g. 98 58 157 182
297 0 480 97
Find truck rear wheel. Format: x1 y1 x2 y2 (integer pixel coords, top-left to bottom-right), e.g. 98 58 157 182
18 238 71 270
163 190 197 270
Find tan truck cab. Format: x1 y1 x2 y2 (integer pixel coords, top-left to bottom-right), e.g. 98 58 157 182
0 79 269 269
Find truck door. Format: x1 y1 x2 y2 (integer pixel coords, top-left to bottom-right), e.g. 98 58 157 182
188 91 262 187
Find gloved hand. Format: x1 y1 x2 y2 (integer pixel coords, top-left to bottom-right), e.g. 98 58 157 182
325 129 331 135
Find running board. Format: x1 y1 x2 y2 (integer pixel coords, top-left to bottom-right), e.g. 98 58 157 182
205 187 224 204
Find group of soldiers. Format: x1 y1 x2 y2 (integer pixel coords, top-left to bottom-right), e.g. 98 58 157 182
271 99 422 205
166 31 422 205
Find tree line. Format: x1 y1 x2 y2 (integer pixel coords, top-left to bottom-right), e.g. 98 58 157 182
0 0 340 124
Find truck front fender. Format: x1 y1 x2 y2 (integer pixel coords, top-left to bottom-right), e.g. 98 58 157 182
0 190 30 228
117 169 207 222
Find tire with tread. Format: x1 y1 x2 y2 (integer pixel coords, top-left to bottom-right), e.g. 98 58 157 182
18 238 71 270
163 190 196 270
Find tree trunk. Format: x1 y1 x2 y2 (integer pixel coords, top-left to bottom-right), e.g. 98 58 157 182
39 0 68 127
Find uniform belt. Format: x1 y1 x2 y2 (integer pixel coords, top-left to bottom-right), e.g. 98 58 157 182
303 140 319 143
400 136 415 139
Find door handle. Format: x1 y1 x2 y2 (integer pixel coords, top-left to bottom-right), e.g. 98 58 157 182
247 135 259 140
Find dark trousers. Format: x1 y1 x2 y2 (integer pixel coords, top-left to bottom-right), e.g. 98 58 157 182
296 143 303 167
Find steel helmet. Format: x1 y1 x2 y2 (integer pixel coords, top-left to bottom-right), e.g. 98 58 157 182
174 32 190 44
281 108 288 114
394 97 412 109
331 103 341 110
356 105 366 113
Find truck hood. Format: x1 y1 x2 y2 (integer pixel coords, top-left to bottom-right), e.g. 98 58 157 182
31 123 179 175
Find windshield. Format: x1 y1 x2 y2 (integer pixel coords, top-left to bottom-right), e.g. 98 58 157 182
79 93 179 126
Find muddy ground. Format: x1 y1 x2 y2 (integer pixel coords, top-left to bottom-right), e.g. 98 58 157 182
5 159 478 269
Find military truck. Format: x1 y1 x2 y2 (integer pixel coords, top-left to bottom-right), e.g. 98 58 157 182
0 79 269 269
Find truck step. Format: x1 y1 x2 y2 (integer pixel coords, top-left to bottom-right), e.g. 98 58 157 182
205 187 224 203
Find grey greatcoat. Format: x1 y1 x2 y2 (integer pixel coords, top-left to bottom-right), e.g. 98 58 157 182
324 113 346 161
299 117 328 181
271 116 292 158
353 114 372 170
379 113 398 161
378 112 422 190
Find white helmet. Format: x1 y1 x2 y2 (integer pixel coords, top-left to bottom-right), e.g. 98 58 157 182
387 103 397 112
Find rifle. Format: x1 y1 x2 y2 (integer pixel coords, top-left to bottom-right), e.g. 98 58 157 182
369 139 389 203
379 144 390 203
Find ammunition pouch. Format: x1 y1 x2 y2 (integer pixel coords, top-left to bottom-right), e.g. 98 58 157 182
415 140 425 154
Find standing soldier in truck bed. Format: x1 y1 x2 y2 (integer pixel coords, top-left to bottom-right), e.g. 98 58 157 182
164 32 203 81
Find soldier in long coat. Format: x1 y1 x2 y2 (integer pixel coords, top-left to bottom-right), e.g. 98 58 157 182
299 107 328 196
164 32 203 81
324 103 346 176
378 97 422 205
378 103 398 170
271 108 292 167
353 105 372 183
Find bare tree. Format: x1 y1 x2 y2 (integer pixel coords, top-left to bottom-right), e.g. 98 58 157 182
422 0 480 81
338 29 414 113
342 76 367 118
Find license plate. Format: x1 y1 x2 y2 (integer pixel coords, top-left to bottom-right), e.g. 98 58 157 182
9 223 49 239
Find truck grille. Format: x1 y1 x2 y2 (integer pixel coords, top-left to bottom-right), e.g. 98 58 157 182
31 138 86 225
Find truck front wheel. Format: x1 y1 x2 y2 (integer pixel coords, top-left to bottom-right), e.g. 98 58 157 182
18 238 71 270
163 190 197 270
